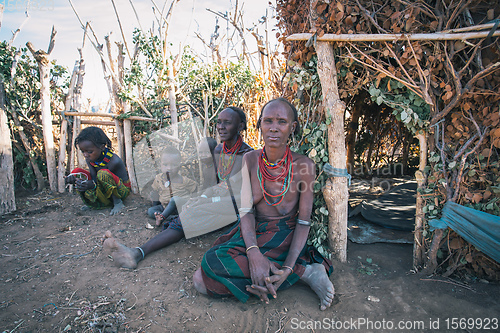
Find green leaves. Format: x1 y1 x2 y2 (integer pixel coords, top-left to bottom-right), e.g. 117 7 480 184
368 78 430 133
293 116 331 257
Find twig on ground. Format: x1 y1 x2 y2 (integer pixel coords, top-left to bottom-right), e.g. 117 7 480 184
126 292 138 311
17 264 37 274
420 278 477 292
16 236 36 245
57 246 98 260
68 289 79 305
9 319 25 332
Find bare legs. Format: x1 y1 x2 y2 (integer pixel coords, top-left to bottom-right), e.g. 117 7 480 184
102 228 184 269
192 263 334 310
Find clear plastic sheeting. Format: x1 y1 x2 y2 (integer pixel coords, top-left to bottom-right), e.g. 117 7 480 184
133 118 204 198
133 117 242 239
429 202 500 264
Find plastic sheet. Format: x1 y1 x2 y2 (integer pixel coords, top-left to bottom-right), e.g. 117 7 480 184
429 202 500 263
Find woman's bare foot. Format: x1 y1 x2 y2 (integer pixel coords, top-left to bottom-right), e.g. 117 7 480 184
193 268 208 294
154 212 164 227
301 263 335 311
102 230 142 269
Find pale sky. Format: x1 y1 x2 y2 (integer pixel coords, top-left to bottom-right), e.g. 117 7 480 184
0 0 277 105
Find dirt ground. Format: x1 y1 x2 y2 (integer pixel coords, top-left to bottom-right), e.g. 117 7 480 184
1 183 499 333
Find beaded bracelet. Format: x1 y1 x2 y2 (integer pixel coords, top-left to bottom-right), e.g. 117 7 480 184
245 245 259 253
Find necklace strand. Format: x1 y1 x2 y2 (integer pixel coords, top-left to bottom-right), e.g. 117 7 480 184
90 148 113 167
257 146 293 206
217 135 243 181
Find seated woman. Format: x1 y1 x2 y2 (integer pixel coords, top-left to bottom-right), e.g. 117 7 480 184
193 98 334 311
102 106 253 268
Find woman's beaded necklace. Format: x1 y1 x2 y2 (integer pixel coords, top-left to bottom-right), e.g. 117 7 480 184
217 135 243 181
90 148 113 168
257 146 293 206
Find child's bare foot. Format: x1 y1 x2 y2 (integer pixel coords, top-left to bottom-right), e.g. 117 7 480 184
110 200 125 215
154 212 164 227
301 263 335 311
102 230 143 269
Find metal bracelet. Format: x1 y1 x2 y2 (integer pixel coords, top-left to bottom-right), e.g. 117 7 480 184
245 245 259 253
239 207 254 214
297 219 312 226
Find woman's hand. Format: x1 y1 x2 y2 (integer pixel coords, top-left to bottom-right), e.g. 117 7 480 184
75 179 95 192
246 251 278 303
267 265 292 293
246 264 292 302
247 250 272 285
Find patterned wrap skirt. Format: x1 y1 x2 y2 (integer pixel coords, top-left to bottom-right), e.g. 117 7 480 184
71 168 131 209
200 214 333 303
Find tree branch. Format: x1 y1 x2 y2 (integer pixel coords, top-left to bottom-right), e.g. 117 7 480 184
430 61 500 125
356 0 387 33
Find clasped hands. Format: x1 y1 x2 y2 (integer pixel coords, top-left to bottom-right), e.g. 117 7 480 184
246 252 292 304
65 175 95 192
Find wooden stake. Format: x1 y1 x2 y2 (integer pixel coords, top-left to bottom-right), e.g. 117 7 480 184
310 4 349 262
74 51 86 168
167 56 178 139
0 76 16 214
413 132 428 268
26 26 58 191
57 61 79 193
58 118 69 192
123 118 138 194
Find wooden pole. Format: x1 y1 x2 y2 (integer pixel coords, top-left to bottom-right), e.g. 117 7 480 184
123 117 138 194
26 27 58 191
57 111 157 122
74 51 86 168
414 132 428 268
167 56 178 138
80 120 116 126
310 3 349 262
58 118 69 193
57 61 79 193
286 30 500 42
116 42 126 161
0 75 16 214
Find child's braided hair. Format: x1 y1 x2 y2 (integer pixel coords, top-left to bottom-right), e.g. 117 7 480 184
75 126 112 150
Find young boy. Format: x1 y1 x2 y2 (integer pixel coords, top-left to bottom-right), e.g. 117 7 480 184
148 146 198 227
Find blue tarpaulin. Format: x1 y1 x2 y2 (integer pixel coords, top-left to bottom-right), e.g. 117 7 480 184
429 202 500 264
